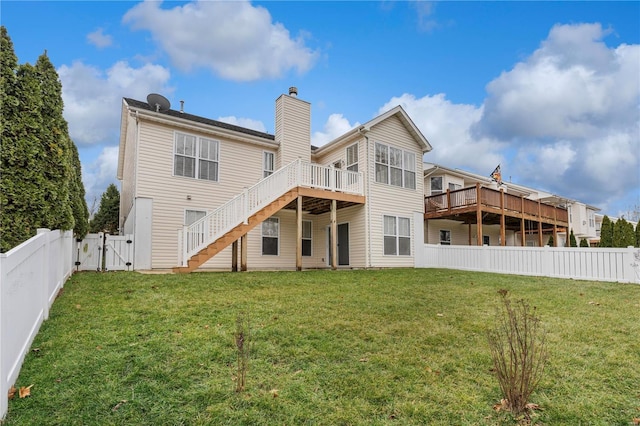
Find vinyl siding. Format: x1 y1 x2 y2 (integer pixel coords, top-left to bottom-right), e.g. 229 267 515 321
425 219 519 246
120 113 138 228
134 119 274 268
366 116 425 267
275 94 311 167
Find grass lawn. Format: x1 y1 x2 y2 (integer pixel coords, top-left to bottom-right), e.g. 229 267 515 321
5 269 640 425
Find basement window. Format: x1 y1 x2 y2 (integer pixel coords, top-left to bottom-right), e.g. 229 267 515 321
262 217 279 256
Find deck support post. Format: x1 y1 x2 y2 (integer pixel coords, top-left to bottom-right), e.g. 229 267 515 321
520 196 526 247
500 189 506 246
240 234 247 271
553 207 558 247
331 199 337 270
296 195 302 271
475 183 482 246
537 200 543 247
232 240 238 272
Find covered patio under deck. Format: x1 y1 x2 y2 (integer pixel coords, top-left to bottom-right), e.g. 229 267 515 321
230 187 365 272
424 183 569 246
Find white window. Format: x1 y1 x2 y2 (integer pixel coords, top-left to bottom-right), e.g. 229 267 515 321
185 209 206 226
439 230 451 245
375 143 388 184
431 177 443 195
262 217 279 255
302 220 312 257
174 132 219 181
375 142 415 189
263 151 274 178
185 209 207 249
588 211 595 228
448 183 461 191
383 215 411 256
346 144 358 172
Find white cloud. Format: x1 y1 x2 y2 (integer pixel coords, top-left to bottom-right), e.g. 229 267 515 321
123 0 319 81
58 60 171 146
470 22 639 212
477 23 639 141
312 114 359 147
82 146 120 210
217 116 266 133
86 28 113 48
378 93 505 174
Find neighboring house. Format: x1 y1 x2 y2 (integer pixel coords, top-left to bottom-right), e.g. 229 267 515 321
423 163 599 247
117 88 431 271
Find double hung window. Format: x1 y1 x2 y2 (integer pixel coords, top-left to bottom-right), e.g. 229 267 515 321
383 215 411 256
174 132 219 181
346 144 358 172
375 142 415 189
263 152 275 177
262 217 279 255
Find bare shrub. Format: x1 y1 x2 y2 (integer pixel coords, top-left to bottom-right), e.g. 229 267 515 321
487 290 548 417
235 312 250 392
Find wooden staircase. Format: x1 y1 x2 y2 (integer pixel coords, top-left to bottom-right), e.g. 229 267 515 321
173 189 299 273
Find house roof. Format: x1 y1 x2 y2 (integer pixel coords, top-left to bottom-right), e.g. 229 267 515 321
123 97 276 141
314 105 432 155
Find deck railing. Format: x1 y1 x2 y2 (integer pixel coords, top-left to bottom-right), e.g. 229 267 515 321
425 185 568 222
179 159 364 265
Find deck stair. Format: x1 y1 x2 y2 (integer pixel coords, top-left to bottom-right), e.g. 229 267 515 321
173 159 364 273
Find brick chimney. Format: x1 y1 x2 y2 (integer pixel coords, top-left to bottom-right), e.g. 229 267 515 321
274 87 311 168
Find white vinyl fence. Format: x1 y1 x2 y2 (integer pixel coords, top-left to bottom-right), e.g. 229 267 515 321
417 244 640 284
0 229 75 419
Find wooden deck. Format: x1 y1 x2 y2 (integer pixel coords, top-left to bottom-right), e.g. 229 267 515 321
424 183 568 246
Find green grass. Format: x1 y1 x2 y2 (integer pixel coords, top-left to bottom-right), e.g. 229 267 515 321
5 269 640 425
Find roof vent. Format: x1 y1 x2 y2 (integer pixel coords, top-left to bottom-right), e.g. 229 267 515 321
288 86 298 97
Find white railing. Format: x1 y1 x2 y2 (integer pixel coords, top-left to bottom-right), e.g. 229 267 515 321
179 159 364 265
1 229 75 419
417 244 640 284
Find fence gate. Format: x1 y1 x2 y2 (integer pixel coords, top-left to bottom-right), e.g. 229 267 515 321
104 234 133 271
76 233 104 271
75 233 134 271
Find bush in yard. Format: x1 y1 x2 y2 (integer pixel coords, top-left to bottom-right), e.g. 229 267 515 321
569 229 577 247
599 216 613 247
579 238 589 247
487 290 548 419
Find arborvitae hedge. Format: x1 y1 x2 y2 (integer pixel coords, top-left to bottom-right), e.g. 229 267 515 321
599 216 613 247
0 26 89 251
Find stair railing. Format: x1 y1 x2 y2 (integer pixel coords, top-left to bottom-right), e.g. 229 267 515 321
179 159 363 265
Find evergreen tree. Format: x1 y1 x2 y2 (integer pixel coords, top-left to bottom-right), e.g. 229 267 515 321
0 60 48 251
547 234 554 247
569 229 577 247
599 216 613 247
35 52 74 231
635 222 640 248
69 143 89 238
579 238 589 247
613 218 635 248
90 184 120 234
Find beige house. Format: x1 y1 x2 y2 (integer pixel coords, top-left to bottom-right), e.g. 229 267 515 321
117 88 431 271
423 163 598 247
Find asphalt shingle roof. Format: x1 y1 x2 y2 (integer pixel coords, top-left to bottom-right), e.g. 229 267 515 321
124 97 276 141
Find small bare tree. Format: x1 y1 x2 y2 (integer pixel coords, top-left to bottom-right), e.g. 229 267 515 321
487 290 548 417
234 312 250 392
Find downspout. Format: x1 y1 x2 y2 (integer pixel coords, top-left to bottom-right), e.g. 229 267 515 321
358 126 372 268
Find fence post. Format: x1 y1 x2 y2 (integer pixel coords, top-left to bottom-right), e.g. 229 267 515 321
37 229 51 320
329 164 335 191
0 248 5 419
542 245 553 278
624 246 640 284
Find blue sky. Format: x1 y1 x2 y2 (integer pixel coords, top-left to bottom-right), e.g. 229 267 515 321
3 1 639 218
